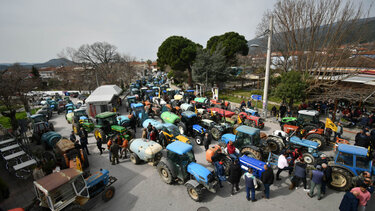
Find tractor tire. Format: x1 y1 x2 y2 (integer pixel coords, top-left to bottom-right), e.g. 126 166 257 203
329 167 353 191
195 136 203 145
157 162 173 184
241 147 262 160
223 156 232 176
303 125 316 132
102 186 115 202
64 204 84 211
266 137 284 154
305 133 326 150
94 128 106 143
210 127 222 141
130 153 141 165
302 153 315 165
177 122 187 135
72 123 79 134
186 183 203 202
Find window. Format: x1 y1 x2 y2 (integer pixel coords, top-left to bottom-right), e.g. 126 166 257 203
337 152 353 167
356 156 370 170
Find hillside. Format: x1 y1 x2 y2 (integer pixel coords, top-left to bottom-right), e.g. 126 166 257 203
0 58 74 71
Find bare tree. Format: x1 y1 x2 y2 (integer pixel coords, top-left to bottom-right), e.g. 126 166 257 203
256 0 371 93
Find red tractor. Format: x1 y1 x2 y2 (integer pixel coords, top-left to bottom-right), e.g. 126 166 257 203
282 124 327 149
238 111 265 129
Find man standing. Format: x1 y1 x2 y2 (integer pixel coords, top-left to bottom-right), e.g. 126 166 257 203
79 127 90 155
244 168 257 202
96 138 104 155
130 114 137 133
110 141 120 165
291 159 308 191
228 160 242 195
70 131 76 142
261 164 274 199
334 122 343 140
339 191 360 211
203 132 211 151
276 152 292 180
214 160 226 188
307 165 324 200
351 184 371 211
321 163 332 196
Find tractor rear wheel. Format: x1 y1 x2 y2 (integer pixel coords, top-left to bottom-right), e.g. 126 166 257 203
94 128 106 143
303 125 316 132
302 153 315 165
130 153 141 165
266 137 284 154
157 162 173 184
210 127 221 141
329 167 352 191
186 184 203 202
306 133 326 150
177 122 187 135
195 136 203 145
102 186 115 202
241 147 262 160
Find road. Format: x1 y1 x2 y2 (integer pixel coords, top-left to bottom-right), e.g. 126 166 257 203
44 103 374 211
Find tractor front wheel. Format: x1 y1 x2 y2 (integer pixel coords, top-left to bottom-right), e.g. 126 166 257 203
306 133 326 150
195 136 203 145
329 167 352 191
177 122 187 135
186 184 203 202
102 186 115 202
130 153 141 165
157 162 173 184
241 147 262 160
210 127 221 141
302 153 315 165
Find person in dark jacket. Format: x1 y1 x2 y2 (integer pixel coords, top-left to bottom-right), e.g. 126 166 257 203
203 133 211 151
261 164 274 199
70 131 76 142
244 168 257 202
291 159 308 190
214 160 226 188
339 191 360 211
96 138 104 155
130 114 137 133
79 127 90 155
228 160 242 195
321 163 332 195
110 141 120 165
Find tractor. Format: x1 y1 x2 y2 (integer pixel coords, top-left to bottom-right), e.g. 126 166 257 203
237 111 265 129
180 103 195 112
199 119 234 141
72 108 94 134
329 144 375 191
280 124 327 149
125 95 137 112
239 155 266 190
93 112 119 143
280 110 324 131
131 88 140 96
142 119 191 145
128 138 163 166
218 125 285 161
183 90 196 103
32 168 117 211
160 111 187 135
193 97 209 109
287 136 322 165
157 141 219 202
131 103 149 126
57 100 67 114
29 114 54 131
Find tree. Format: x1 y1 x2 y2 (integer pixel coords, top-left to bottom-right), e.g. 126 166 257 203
31 66 40 78
192 44 230 89
275 71 307 108
157 36 201 87
206 32 249 65
256 0 368 93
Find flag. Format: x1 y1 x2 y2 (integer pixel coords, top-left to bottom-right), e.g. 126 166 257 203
211 108 214 117
158 91 161 98
237 115 242 124
325 118 337 132
195 106 198 114
76 156 82 172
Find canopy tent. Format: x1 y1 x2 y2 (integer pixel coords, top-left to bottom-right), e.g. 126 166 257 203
86 85 122 104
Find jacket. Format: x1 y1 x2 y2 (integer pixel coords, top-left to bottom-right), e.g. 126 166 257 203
261 168 274 185
339 192 359 211
110 143 120 154
294 162 307 178
227 144 236 154
323 166 332 183
214 162 226 181
311 170 324 184
244 173 257 188
228 163 242 184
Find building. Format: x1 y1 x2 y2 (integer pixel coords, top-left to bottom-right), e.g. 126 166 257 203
85 85 123 117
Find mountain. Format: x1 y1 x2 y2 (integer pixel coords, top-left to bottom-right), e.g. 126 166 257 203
0 58 74 71
248 17 375 53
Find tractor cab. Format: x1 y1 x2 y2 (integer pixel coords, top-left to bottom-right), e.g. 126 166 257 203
145 90 156 101
131 103 148 124
131 88 140 96
165 141 196 181
30 114 48 125
126 95 137 105
110 125 132 140
161 123 190 144
183 90 196 103
95 112 118 134
73 108 88 121
180 103 195 112
193 97 209 108
334 144 374 176
117 115 131 128
297 110 320 125
33 168 89 211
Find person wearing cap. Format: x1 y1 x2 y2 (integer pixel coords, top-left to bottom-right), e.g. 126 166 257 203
351 183 371 211
307 165 324 200
339 190 360 211
321 163 332 196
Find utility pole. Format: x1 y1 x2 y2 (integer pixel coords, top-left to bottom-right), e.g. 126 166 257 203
262 15 273 118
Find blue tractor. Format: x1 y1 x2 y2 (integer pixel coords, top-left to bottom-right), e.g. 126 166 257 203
33 168 117 210
131 103 149 127
125 95 137 112
329 144 375 191
239 155 266 190
288 136 321 165
157 141 219 202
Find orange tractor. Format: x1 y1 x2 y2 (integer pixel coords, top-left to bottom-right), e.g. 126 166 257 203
282 124 327 149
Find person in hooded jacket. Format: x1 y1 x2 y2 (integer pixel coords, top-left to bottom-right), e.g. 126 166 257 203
228 160 242 195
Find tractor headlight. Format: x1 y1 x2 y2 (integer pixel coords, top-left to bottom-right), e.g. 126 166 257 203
308 147 313 153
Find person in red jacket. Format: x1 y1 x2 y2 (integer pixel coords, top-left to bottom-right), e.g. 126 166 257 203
149 130 157 141
227 141 239 160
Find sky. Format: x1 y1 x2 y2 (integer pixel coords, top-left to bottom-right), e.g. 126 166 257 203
0 0 374 63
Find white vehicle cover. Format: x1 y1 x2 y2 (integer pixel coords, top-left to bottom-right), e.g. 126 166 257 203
298 110 319 116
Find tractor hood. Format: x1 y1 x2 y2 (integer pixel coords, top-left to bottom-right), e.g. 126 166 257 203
239 155 266 178
176 135 190 144
221 134 236 144
187 162 211 183
129 139 162 157
41 132 62 148
192 124 206 134
161 112 180 124
290 136 319 149
142 119 163 130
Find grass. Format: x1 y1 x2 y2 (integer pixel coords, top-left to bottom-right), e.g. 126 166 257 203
0 108 38 129
220 94 280 111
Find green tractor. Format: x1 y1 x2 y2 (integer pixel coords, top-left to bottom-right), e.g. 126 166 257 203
72 108 95 134
93 112 134 143
160 111 187 135
280 110 324 131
